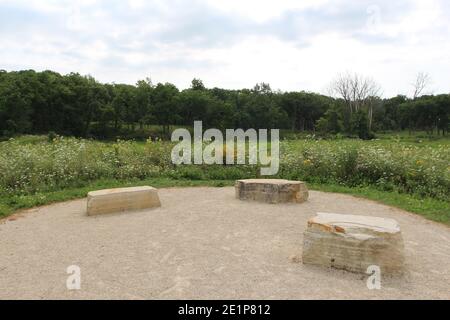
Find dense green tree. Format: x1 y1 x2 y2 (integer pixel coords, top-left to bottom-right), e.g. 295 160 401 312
377 95 408 131
135 79 154 129
178 89 210 124
0 70 448 140
350 109 372 140
241 84 289 129
151 83 180 137
435 95 450 135
0 78 32 135
317 105 343 134
191 78 206 91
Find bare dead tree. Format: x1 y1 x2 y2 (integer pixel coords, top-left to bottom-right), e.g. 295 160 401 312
329 72 381 129
412 72 432 99
330 73 353 111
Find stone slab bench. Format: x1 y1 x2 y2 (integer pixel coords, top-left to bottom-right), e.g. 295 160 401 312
235 179 309 204
87 186 161 216
302 213 405 274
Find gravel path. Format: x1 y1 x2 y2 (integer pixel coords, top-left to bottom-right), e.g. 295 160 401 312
1 187 449 300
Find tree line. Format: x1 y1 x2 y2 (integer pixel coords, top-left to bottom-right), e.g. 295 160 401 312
0 69 448 140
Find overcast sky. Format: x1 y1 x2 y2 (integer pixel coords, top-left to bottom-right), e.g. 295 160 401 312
1 0 449 97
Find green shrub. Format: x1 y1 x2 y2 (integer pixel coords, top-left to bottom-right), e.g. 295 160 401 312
0 136 448 202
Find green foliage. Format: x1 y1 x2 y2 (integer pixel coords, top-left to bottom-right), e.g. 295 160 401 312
317 105 343 134
281 139 449 201
0 136 448 224
350 109 374 140
191 78 206 91
1 136 448 202
47 131 57 142
2 70 446 140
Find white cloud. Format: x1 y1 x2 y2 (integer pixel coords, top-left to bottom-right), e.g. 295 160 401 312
0 0 449 96
205 0 328 22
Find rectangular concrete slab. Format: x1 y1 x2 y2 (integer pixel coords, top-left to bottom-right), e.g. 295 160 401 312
235 179 309 204
87 186 161 216
308 213 401 234
302 212 405 274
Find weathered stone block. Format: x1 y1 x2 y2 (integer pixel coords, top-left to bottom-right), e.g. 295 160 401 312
235 179 309 204
87 186 161 216
302 213 405 274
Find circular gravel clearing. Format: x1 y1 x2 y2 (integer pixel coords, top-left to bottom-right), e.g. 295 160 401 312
1 187 449 300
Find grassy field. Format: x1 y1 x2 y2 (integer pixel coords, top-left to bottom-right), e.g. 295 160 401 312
0 134 449 224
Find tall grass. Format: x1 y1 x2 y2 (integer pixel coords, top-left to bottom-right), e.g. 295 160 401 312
0 136 449 202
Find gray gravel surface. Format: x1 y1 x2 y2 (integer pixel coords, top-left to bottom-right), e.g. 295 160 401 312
1 187 449 300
